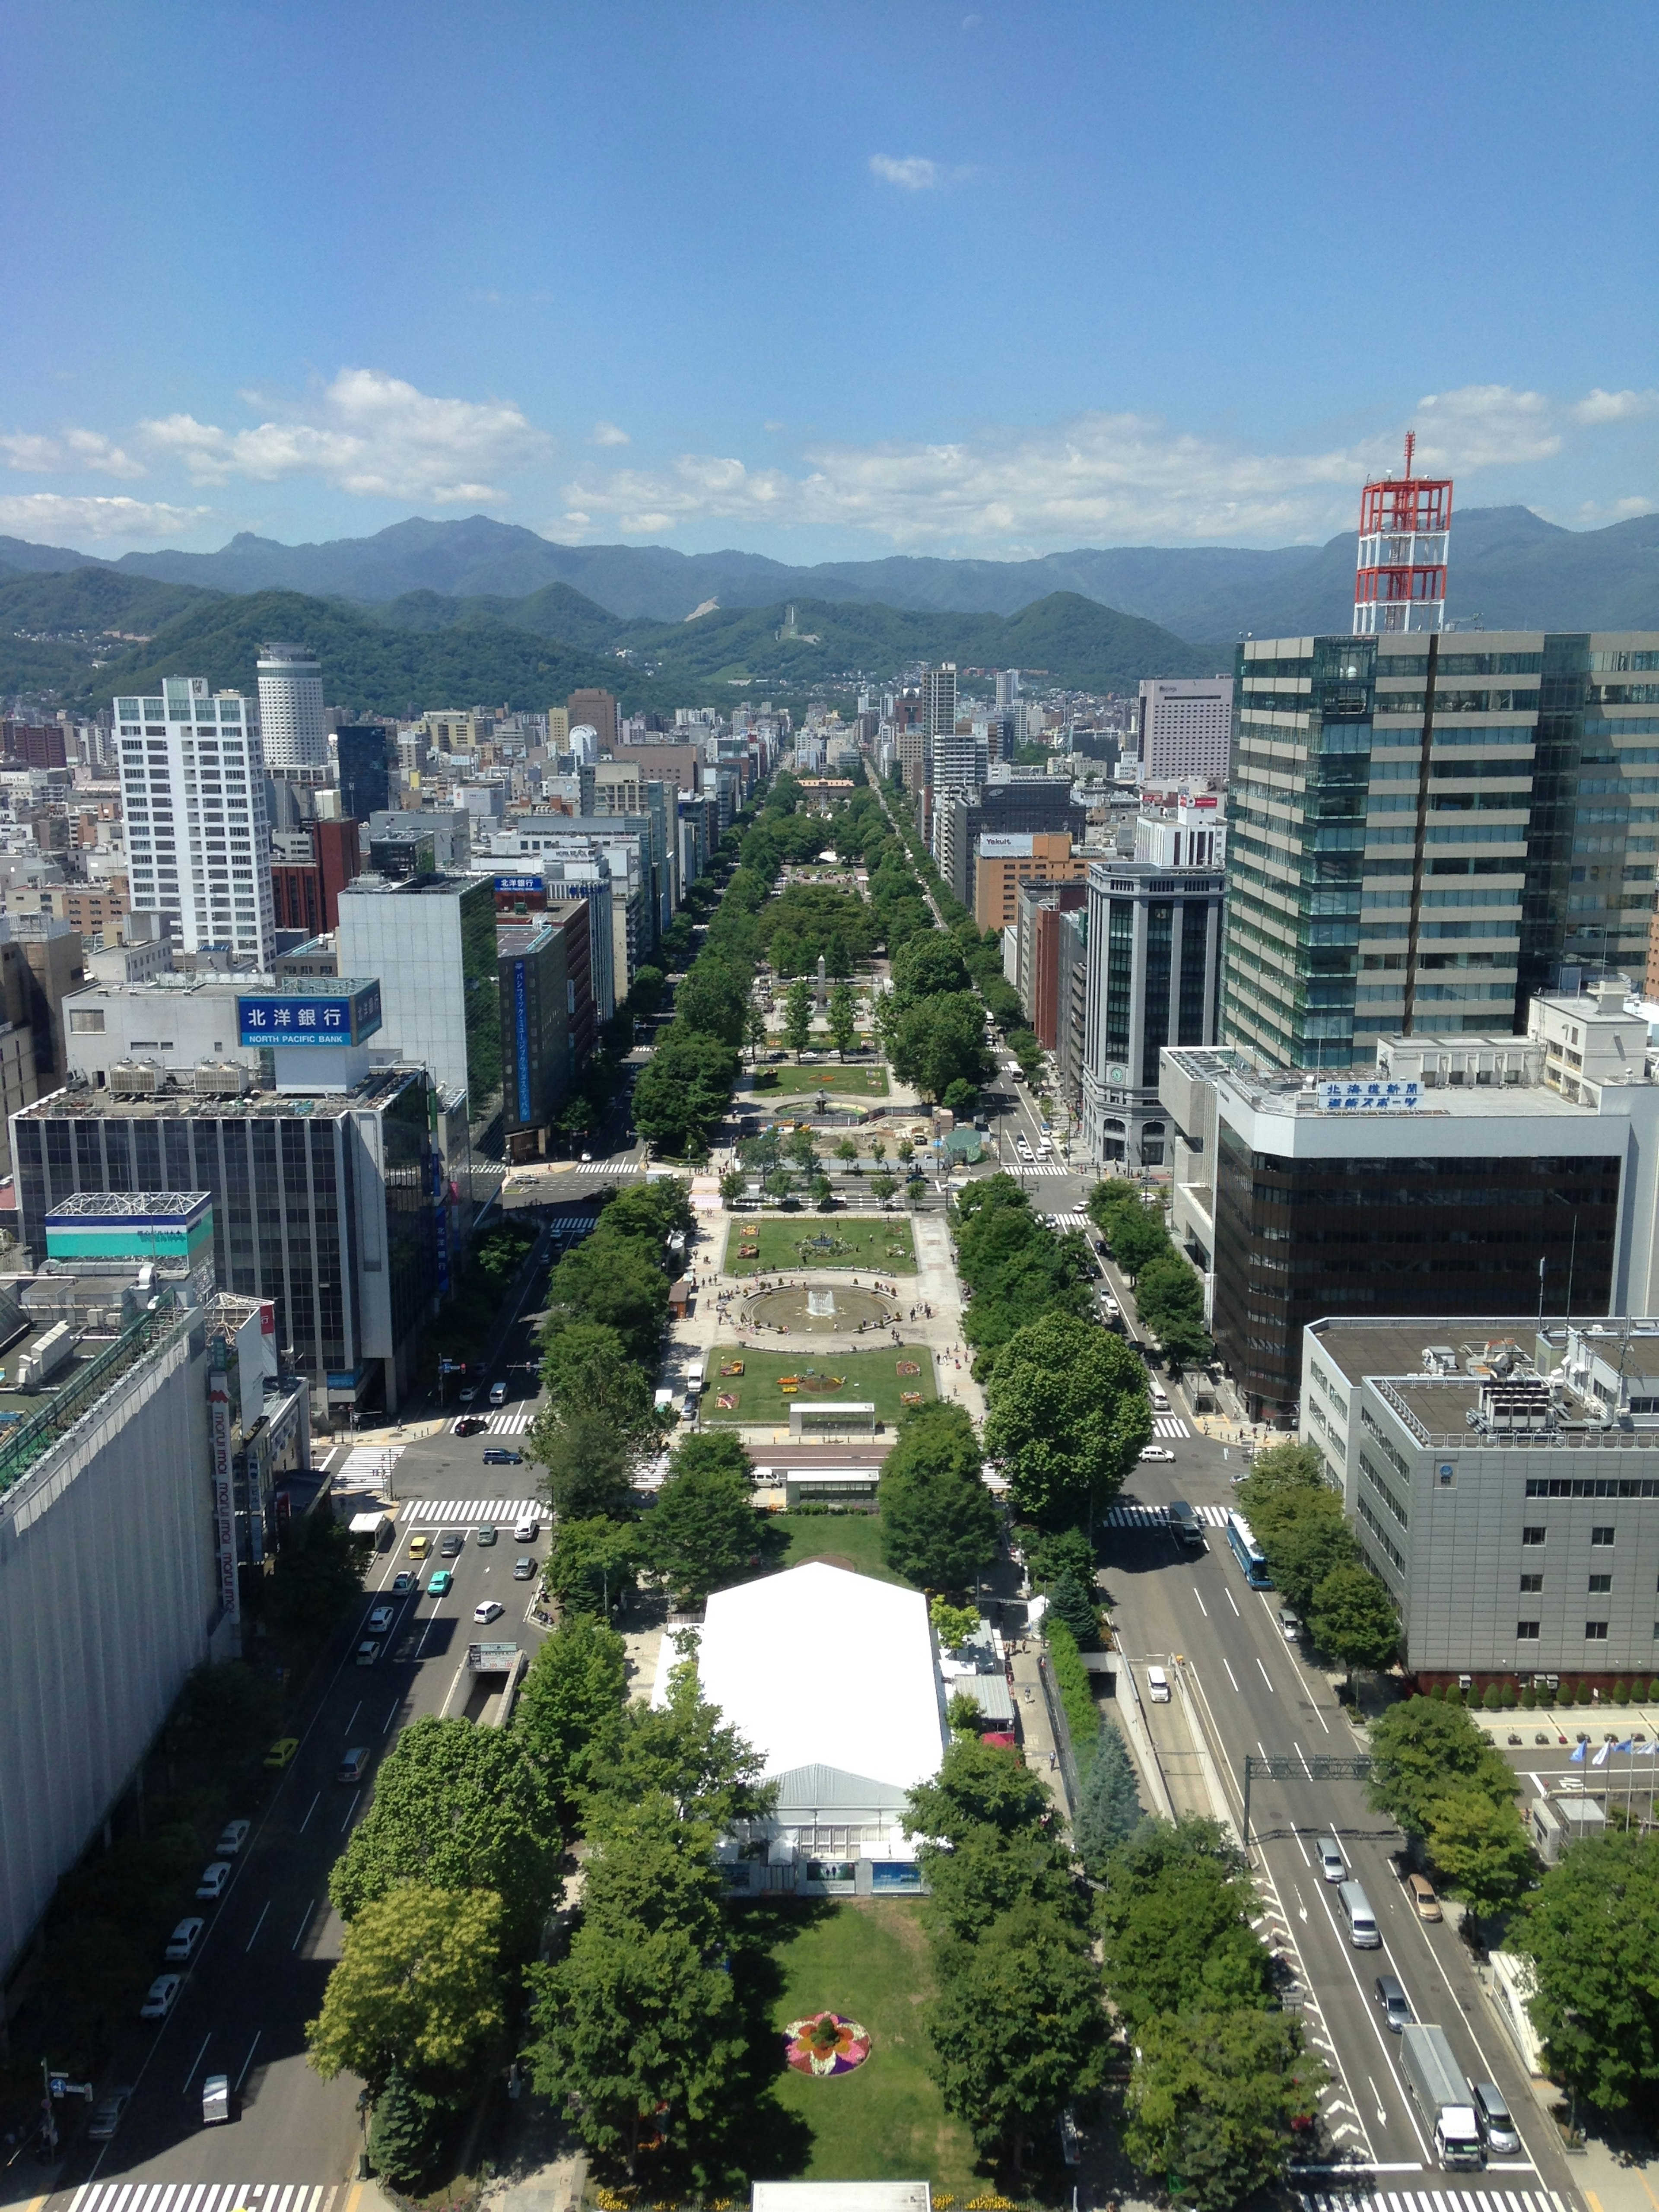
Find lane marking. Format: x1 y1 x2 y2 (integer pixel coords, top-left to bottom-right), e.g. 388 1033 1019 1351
291 1899 315 1951
298 1792 320 1834
234 2031 261 2089
1191 1584 1209 1618
1222 1654 1241 1692
342 1703 361 1736
1225 1587 1241 1617
381 1698 400 1734
180 2033 212 2095
1255 1655 1276 1692
243 1899 270 1952
340 1789 361 1832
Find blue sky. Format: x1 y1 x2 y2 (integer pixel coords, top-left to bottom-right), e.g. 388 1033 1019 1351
3 0 1656 560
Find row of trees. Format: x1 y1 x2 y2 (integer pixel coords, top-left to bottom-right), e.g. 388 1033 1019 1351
1086 1179 1210 1370
1366 1694 1536 1921
1234 1443 1400 1689
874 770 1029 1035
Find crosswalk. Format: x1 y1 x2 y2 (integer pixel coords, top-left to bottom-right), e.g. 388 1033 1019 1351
1014 1157 1068 1177
70 2188 341 2212
1299 2192 1566 2212
1151 1414 1190 1438
449 1409 535 1434
1049 1209 1090 1231
401 1497 540 1526
1103 1500 1229 1529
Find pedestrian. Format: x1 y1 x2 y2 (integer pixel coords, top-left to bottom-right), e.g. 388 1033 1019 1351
1049 1750 1057 1771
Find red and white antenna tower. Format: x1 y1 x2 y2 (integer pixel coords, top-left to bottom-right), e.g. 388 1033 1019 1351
1352 431 1452 635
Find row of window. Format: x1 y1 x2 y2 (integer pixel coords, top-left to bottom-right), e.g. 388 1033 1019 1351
1522 1525 1617 1544
1516 1621 1657 1640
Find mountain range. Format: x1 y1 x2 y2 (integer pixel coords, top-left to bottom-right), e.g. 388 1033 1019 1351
4 502 1658 637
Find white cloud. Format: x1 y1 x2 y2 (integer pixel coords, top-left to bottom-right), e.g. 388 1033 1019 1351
139 368 551 502
588 420 630 448
0 492 212 542
563 382 1659 551
1572 388 1659 426
2 428 145 478
870 154 941 190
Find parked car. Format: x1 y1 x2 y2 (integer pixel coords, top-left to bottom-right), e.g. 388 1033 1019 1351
164 1916 205 1961
391 1570 418 1595
482 1448 522 1466
214 1818 251 1856
1278 1607 1303 1641
88 2088 132 2140
474 1600 505 1624
1406 1871 1443 1920
263 1736 299 1770
426 1569 453 1596
1139 1444 1176 1462
140 1974 182 2020
196 1862 231 1901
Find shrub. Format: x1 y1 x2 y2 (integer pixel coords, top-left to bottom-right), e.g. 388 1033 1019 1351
1483 1682 1503 1710
1501 1682 1519 1710
1522 1686 1536 1710
1612 1678 1630 1706
1044 1619 1100 1762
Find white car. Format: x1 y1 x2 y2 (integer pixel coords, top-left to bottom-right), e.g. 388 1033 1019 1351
355 1638 381 1666
474 1600 505 1625
140 1973 182 2019
1139 1444 1177 1462
165 1916 205 1961
367 1604 397 1634
195 1861 231 1901
214 1818 251 1857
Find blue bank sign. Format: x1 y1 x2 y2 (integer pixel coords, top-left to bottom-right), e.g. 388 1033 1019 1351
238 982 383 1049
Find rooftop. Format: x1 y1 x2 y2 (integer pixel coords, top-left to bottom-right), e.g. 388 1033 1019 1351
45 1191 209 1220
18 1068 423 1123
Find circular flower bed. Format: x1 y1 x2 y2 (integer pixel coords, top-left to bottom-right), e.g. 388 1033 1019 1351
783 2011 871 2077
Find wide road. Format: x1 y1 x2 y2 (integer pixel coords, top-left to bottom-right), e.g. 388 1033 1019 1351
1102 1412 1581 2212
35 1266 557 2206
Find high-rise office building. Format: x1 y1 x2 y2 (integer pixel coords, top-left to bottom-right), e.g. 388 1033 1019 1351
256 643 329 771
1221 630 1659 1072
1137 677 1233 785
921 663 958 740
995 669 1021 709
336 724 392 820
336 874 502 1117
113 676 276 966
567 688 619 753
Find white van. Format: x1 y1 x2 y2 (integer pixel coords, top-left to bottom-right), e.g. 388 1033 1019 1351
512 1516 540 1544
1338 1879 1381 1948
686 1359 706 1393
1148 1380 1170 1411
489 1380 507 1407
1145 1664 1170 1703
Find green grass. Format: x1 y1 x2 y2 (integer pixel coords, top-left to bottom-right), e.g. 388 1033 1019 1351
753 1062 890 1096
775 1510 909 1586
725 1215 917 1276
767 1900 981 2195
702 1342 936 1426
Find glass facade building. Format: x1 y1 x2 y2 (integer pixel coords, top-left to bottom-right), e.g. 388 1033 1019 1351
1223 632 1659 1070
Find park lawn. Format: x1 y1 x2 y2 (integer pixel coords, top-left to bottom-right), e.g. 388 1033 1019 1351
726 1215 917 1276
767 1900 981 2196
774 1510 907 1586
753 1062 890 1097
701 1342 935 1426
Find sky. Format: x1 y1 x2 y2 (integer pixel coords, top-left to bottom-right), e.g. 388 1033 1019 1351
3 0 1657 564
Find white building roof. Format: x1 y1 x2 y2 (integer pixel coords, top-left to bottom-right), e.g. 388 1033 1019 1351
659 1562 946 1795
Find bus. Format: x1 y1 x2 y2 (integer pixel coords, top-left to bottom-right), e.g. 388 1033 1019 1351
1225 1510 1273 1589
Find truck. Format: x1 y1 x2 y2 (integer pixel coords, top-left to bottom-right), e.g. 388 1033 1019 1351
1398 2024 1484 2170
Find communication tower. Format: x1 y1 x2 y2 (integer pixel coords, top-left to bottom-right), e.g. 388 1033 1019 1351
1352 431 1452 634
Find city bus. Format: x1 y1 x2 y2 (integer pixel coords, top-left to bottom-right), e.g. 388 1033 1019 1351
1225 1510 1273 1589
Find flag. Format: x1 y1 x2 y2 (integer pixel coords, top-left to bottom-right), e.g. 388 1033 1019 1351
1617 1740 1634 1755
1592 1742 1612 1768
1570 1741 1586 1763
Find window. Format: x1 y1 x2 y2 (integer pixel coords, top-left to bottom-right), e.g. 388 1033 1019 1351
1589 1573 1612 1594
1585 1621 1609 1640
1592 1526 1616 1546
1520 1573 1543 1593
1522 1526 1547 1546
1517 1621 1541 1640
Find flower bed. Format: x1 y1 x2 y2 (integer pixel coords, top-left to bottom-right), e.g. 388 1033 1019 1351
784 2010 872 2077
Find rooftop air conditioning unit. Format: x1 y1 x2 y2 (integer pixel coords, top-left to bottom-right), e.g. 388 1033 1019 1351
108 1060 159 1096
193 1061 251 1097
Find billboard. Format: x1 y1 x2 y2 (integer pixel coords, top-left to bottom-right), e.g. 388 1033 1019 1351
209 1371 240 1624
494 874 543 895
1317 1079 1422 1113
238 981 382 1048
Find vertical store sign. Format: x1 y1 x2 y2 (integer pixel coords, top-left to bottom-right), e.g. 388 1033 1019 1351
210 1370 241 1623
514 960 531 1122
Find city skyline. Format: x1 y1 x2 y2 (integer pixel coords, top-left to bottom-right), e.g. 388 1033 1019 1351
3 1 1655 560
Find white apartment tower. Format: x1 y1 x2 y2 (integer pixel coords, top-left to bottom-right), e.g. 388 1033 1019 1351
256 642 329 772
1137 677 1234 785
922 662 958 740
995 668 1021 708
113 676 276 965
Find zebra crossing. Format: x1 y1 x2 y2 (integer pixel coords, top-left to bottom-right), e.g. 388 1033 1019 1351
69 2187 340 2212
401 1497 540 1526
1014 1157 1068 1177
1103 1499 1229 1529
1299 2191 1566 2212
449 1409 535 1435
1151 1414 1190 1438
1049 1209 1091 1232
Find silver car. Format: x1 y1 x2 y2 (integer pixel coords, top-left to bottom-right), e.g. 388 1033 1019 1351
1317 1836 1346 1883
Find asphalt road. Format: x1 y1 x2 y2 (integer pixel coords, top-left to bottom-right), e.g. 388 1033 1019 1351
1102 1408 1582 2207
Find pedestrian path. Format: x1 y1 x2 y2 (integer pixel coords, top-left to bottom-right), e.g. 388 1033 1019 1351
69 2187 342 2212
1151 1414 1190 1438
401 1497 540 1526
1103 1500 1229 1529
1298 2190 1566 2212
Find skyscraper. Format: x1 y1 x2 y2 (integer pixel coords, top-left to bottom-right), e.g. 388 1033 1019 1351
921 663 958 739
256 643 329 770
113 676 276 964
995 668 1021 709
1137 677 1233 785
336 724 392 820
1220 629 1659 1071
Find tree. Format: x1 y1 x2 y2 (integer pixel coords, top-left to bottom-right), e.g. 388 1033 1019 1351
627 965 667 1017
1518 1830 1659 2112
905 1733 1054 1849
927 1900 1106 2176
546 1515 640 1617
785 1125 817 1173
264 1510 369 1638
598 1660 772 1830
983 1312 1150 1527
810 1172 833 1210
742 1001 766 1064
783 977 814 1057
1262 1504 1358 1615
1096 1831 1273 2028
827 979 858 1058
308 1883 506 2096
930 1595 980 1648
632 1026 739 1155
646 1447 761 1605
1025 1525 1096 1593
834 1135 858 1168
531 1408 636 1521
719 1166 744 1208
540 1320 657 1445
517 1614 628 1816
165 1660 283 1767
1368 1696 1518 1838
1122 2007 1322 2212
672 957 747 1046
890 933 971 1005
329 1717 557 1953
870 1171 897 1206
543 1238 669 1367
1424 1789 1535 1920
1044 1570 1100 1649
888 992 994 1102
1309 1564 1398 1684
1071 1723 1144 1874
1134 1254 1210 1368
367 2066 439 2187
878 1403 999 1593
